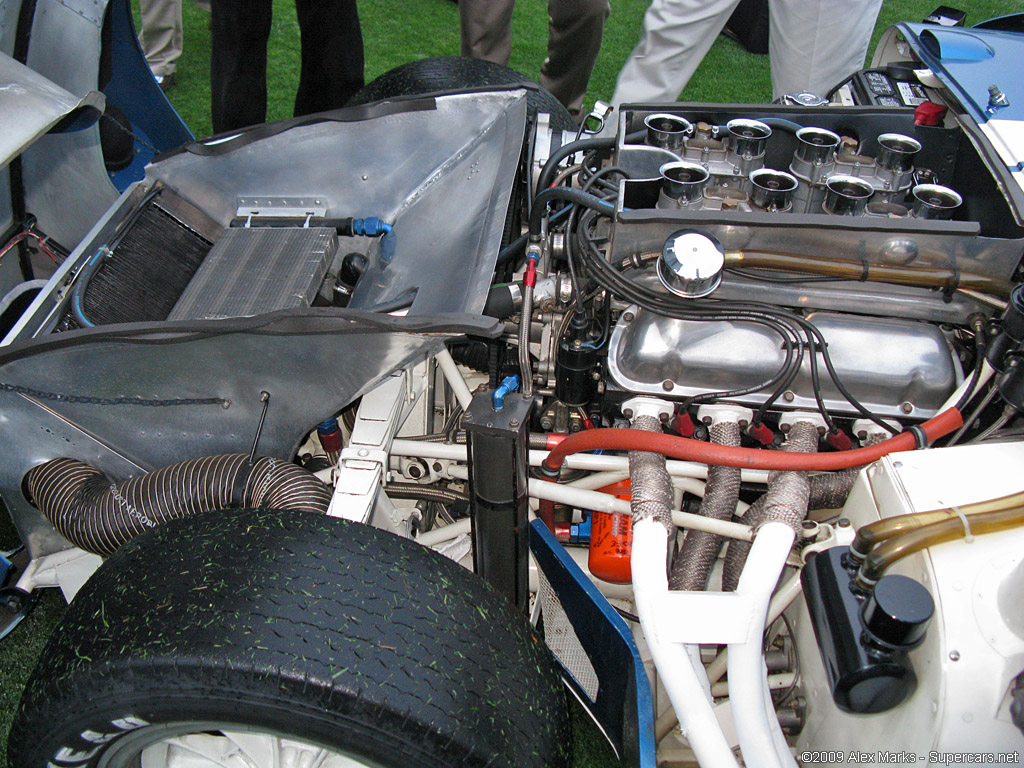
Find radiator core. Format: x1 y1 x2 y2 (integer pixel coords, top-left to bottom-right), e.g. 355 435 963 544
168 227 336 321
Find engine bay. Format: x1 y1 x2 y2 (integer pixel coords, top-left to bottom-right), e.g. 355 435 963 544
3 33 1024 768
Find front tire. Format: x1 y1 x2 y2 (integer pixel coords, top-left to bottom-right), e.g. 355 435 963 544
8 508 570 768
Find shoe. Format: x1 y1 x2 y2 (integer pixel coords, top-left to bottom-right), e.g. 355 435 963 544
154 73 176 92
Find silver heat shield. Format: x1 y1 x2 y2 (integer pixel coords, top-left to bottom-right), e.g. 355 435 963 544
607 309 957 419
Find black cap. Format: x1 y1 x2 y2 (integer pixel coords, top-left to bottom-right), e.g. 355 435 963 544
861 574 934 649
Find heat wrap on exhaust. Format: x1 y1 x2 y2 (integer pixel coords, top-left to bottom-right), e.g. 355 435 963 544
670 420 743 591
723 421 818 591
24 454 332 555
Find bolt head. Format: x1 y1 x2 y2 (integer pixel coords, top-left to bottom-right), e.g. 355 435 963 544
622 408 634 419
900 401 914 414
837 518 851 528
662 380 675 392
949 650 961 661
783 391 795 403
622 312 635 323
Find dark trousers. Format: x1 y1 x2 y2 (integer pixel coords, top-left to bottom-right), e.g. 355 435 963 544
210 0 364 133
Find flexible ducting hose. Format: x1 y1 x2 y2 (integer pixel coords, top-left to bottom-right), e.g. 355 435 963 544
671 420 742 590
25 454 332 556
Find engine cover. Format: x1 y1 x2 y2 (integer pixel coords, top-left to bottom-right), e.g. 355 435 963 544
606 309 957 419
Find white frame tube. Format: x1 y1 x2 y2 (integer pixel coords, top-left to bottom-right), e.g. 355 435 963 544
632 519 740 768
727 522 798 768
390 439 770 483
529 479 753 542
435 347 475 411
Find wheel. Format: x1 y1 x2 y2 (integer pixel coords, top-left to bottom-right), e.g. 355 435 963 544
8 508 570 768
347 56 578 132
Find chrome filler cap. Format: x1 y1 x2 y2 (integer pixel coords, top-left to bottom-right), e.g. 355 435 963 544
658 230 724 299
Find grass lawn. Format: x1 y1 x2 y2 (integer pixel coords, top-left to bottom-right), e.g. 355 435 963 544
1 0 1021 765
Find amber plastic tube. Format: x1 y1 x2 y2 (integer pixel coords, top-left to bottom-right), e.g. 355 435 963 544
857 504 1024 588
849 489 1024 561
725 250 1013 299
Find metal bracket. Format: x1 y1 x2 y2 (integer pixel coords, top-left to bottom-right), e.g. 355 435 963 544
235 197 327 226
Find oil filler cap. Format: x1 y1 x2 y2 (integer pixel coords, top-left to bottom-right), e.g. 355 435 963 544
861 574 934 649
658 230 724 299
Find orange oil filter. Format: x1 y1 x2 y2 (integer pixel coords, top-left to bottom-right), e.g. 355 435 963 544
587 480 634 583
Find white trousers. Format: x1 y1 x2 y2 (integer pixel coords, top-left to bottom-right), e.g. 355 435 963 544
610 0 883 106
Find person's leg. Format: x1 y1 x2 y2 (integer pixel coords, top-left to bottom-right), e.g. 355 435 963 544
210 0 271 131
768 0 882 99
459 0 514 66
293 0 364 116
541 0 609 116
611 0 742 107
139 0 183 78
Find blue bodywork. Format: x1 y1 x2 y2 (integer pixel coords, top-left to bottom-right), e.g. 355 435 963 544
529 520 656 768
898 18 1024 128
104 0 192 190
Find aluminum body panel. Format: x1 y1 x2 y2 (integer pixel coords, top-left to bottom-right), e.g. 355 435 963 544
0 52 103 171
19 0 118 250
148 90 528 316
0 311 501 558
895 23 1024 126
607 309 957 418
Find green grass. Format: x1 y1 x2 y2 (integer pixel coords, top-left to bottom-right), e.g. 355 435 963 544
3 0 1022 765
161 0 1022 139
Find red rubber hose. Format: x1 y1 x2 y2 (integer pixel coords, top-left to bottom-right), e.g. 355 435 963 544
541 408 963 473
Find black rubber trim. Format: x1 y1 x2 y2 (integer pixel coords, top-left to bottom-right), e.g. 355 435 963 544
160 97 439 160
0 309 502 364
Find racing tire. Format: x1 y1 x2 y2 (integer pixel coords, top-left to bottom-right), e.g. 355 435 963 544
8 507 570 768
347 56 578 132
